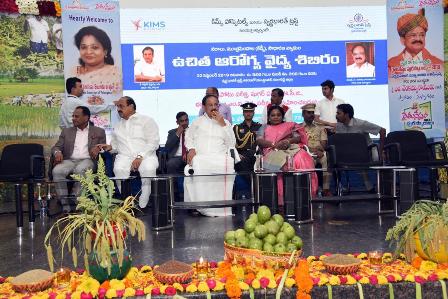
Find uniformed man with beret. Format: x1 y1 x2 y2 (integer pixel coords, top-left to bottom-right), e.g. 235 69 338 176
300 103 332 196
234 102 262 172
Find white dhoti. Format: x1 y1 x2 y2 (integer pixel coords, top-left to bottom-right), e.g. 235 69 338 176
113 154 158 208
184 154 235 217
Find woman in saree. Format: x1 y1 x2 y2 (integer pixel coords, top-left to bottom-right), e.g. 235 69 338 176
256 105 318 204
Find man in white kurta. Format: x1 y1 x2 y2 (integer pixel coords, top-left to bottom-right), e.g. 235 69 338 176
184 95 236 217
99 96 159 208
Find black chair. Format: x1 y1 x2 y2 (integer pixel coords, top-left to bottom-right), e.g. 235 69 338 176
384 130 448 200
0 144 45 228
326 133 381 195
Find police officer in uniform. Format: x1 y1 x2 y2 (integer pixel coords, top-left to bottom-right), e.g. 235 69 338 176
234 102 262 172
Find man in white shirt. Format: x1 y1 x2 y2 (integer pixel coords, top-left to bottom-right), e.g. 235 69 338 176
184 95 236 217
60 77 111 128
25 16 50 54
99 96 160 208
346 44 375 78
314 80 345 133
51 106 106 212
134 46 165 82
261 88 293 124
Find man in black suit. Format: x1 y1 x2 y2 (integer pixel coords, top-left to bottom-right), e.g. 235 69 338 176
165 112 189 174
51 106 106 212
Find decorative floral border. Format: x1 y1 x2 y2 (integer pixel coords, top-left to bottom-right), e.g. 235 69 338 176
0 0 61 17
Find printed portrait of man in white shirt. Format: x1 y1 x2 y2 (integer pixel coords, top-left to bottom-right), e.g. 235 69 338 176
346 42 376 78
133 45 165 83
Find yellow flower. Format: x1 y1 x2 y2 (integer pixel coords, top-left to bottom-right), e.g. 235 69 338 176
232 265 245 281
106 288 117 298
252 279 261 289
197 281 210 292
186 284 198 293
56 294 65 299
414 271 428 279
109 279 125 290
346 276 357 285
125 267 139 280
239 281 250 290
393 273 402 281
160 285 167 293
318 276 329 286
329 275 340 286
256 269 275 281
143 286 153 294
173 283 184 292
76 277 100 297
359 277 370 284
213 281 224 291
420 261 437 272
285 277 295 288
307 256 317 263
268 280 277 289
377 275 388 285
405 274 415 282
319 255 327 261
70 291 81 299
124 287 135 297
287 268 295 277
357 253 367 259
140 265 152 272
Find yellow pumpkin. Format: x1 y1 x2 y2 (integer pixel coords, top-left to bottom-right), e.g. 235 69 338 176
414 233 448 263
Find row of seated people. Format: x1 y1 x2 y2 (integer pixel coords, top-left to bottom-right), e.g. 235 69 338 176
51 95 385 216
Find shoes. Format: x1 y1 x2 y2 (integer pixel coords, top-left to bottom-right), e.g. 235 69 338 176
322 190 333 197
188 209 201 217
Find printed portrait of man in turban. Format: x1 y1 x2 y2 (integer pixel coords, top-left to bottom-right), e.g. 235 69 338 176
388 8 443 74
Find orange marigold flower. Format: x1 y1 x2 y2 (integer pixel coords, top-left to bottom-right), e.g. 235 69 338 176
411 256 423 269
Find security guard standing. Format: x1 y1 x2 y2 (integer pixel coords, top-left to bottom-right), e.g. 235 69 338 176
234 102 262 172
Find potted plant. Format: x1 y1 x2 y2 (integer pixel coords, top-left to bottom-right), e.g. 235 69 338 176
44 157 146 282
386 200 448 263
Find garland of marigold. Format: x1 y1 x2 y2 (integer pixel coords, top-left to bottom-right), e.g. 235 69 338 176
294 259 313 299
217 261 242 299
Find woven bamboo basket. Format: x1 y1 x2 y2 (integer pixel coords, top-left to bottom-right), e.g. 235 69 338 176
322 254 361 275
224 242 301 267
10 269 55 293
153 261 194 284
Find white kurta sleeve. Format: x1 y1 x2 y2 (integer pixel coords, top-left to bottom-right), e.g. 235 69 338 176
140 117 159 158
185 121 197 150
223 120 236 149
285 108 293 122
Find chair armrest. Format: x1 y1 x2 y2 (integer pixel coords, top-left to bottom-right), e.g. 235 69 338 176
367 143 380 162
325 145 337 168
427 141 448 160
383 142 401 164
30 155 45 179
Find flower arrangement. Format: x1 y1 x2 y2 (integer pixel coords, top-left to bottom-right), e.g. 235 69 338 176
16 0 39 15
386 200 448 263
0 0 60 16
44 157 146 275
0 252 447 298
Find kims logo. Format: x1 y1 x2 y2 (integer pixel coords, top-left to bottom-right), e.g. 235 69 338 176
131 19 166 31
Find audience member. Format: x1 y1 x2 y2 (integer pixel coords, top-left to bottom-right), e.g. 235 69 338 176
51 106 106 212
198 87 232 123
234 102 261 172
165 112 189 174
98 96 160 208
257 105 317 204
261 88 292 124
60 77 111 128
335 103 386 191
300 103 332 196
314 80 345 134
185 95 236 217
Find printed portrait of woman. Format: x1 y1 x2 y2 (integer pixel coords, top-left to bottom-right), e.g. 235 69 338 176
70 26 122 97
